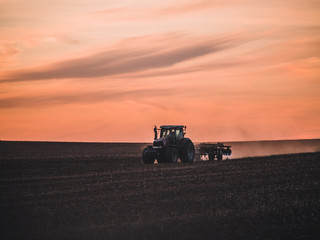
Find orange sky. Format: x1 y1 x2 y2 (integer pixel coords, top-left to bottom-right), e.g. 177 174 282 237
0 0 319 142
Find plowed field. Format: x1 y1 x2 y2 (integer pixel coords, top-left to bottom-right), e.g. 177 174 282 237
1 141 319 239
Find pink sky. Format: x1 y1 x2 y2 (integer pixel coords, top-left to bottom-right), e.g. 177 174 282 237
0 0 319 142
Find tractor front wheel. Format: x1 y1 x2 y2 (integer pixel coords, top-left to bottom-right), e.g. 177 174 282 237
165 147 178 163
142 148 155 164
157 152 165 163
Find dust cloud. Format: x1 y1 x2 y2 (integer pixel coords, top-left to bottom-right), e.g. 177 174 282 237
222 139 320 159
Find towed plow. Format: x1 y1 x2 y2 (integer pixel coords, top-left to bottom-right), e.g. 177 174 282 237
196 142 232 161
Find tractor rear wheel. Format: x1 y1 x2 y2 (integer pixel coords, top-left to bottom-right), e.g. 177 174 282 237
181 140 195 162
165 147 178 163
142 148 155 164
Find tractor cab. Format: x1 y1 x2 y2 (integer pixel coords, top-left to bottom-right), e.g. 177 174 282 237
154 125 186 142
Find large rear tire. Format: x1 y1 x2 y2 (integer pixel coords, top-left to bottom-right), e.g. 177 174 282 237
165 147 178 163
142 147 155 164
180 140 195 163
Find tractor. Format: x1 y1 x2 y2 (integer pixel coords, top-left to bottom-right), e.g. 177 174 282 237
142 125 195 164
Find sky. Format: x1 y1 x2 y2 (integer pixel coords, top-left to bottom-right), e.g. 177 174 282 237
0 0 319 142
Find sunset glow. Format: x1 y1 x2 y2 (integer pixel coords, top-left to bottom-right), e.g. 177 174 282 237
1 0 319 142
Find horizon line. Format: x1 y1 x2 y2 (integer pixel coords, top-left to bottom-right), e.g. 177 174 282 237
1 138 320 144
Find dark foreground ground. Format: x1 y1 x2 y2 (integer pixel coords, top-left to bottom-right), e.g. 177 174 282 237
0 142 320 240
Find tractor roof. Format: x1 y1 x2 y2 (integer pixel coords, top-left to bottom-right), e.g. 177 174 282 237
160 125 185 129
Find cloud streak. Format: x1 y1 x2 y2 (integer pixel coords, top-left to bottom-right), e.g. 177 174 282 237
1 34 247 82
155 0 231 16
0 42 20 68
94 0 231 21
0 88 179 108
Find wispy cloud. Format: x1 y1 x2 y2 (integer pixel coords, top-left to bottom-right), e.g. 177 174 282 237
94 0 231 21
155 0 231 16
1 34 248 82
0 42 20 68
0 88 178 108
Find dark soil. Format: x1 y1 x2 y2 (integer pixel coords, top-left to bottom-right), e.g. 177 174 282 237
0 141 319 239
